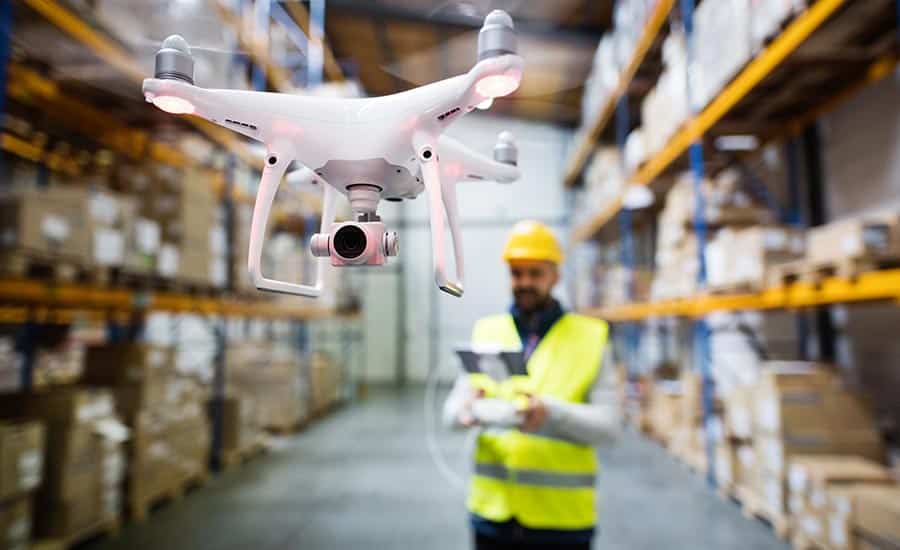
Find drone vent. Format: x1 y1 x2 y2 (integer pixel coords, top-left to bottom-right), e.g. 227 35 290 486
437 107 461 121
225 118 258 131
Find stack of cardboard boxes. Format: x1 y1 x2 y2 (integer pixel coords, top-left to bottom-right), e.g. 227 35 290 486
0 337 23 394
214 395 267 466
87 190 137 273
706 226 805 291
0 421 45 550
668 371 713 473
787 456 896 548
0 186 92 277
826 485 900 550
310 352 342 416
646 380 683 446
805 212 900 269
738 363 884 524
0 389 128 542
146 167 219 286
226 342 308 432
81 344 209 520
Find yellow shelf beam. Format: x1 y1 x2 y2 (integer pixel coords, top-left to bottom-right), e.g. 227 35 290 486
8 63 194 168
632 0 846 186
0 278 350 320
562 0 674 188
585 268 900 322
1 132 84 176
21 0 262 170
571 0 852 242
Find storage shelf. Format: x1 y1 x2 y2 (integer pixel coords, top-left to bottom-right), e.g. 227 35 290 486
22 0 263 169
561 0 674 188
0 278 352 320
583 269 900 322
571 0 896 243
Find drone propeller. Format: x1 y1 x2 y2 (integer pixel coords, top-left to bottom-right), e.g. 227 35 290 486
132 36 247 58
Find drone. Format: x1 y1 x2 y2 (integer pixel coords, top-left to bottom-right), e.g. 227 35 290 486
143 10 523 298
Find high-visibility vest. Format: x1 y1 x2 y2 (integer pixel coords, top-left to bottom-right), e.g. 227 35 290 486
467 312 608 530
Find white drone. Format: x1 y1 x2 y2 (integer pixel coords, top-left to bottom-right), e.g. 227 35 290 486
143 10 523 298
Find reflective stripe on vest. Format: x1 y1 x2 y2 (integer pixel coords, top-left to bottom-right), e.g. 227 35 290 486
467 312 608 531
474 463 596 488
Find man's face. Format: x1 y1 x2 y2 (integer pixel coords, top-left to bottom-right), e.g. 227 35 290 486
509 260 559 313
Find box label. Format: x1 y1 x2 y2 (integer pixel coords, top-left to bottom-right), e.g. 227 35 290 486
41 214 70 243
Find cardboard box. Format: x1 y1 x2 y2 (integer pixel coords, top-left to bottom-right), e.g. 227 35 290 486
827 486 900 550
788 456 893 506
0 187 91 262
807 214 900 265
0 422 44 501
83 344 174 387
0 496 32 550
724 386 754 439
853 487 900 546
757 432 885 476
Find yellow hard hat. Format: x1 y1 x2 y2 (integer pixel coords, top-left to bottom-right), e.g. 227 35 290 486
502 221 563 265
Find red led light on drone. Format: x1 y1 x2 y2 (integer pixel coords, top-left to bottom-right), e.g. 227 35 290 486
152 95 195 115
475 74 519 98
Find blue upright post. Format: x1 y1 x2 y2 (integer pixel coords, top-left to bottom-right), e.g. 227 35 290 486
681 0 716 487
0 0 11 154
308 0 325 88
615 93 639 371
252 0 270 90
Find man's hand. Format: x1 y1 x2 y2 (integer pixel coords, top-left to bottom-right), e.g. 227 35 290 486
521 395 548 432
459 388 486 427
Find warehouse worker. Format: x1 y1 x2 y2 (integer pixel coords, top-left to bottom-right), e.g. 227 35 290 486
444 220 620 550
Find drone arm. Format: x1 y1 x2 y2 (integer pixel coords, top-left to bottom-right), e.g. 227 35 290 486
247 145 336 297
415 132 464 298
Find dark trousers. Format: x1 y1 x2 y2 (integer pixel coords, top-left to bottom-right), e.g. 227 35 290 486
474 532 591 550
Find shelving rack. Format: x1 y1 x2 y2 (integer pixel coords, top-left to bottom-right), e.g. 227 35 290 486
561 0 674 189
571 0 899 242
1 0 360 472
567 0 900 492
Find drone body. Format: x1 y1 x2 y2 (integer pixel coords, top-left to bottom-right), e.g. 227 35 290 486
143 11 523 298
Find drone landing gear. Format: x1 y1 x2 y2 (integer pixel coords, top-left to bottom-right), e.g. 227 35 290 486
416 134 465 298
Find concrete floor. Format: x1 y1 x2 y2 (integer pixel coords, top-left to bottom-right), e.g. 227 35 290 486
86 388 787 550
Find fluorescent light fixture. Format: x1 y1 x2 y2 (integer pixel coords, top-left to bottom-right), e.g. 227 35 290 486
622 185 654 210
715 135 759 151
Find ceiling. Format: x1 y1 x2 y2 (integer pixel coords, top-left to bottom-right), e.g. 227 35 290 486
323 0 610 126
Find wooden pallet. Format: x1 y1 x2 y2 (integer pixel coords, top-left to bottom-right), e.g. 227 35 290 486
39 517 120 549
707 281 764 295
768 256 900 286
791 531 829 550
129 469 208 522
221 440 269 470
265 420 307 435
734 485 791 540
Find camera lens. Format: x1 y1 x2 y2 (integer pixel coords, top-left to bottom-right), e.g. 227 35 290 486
333 225 368 259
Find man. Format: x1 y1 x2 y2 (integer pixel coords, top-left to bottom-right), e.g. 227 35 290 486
444 220 620 550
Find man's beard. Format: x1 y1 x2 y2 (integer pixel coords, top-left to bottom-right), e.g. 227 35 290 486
513 288 552 313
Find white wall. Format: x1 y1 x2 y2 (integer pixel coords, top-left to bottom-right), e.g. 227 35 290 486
357 114 573 384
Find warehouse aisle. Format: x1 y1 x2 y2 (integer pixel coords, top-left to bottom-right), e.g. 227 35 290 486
85 388 786 550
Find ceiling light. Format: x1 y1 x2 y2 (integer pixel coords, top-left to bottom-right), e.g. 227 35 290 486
715 135 759 152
